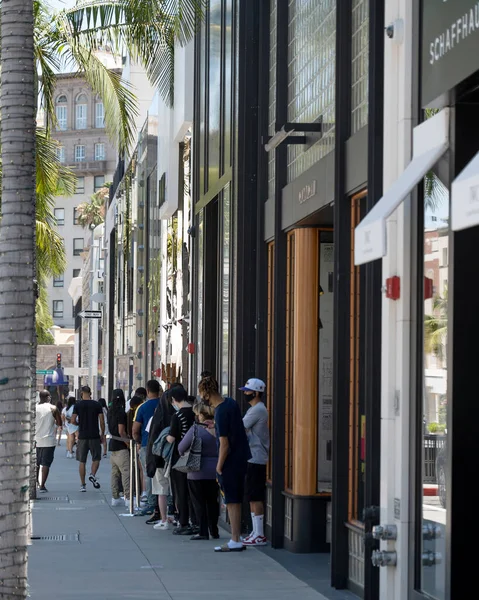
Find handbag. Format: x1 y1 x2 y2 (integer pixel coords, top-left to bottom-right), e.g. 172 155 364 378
173 424 202 473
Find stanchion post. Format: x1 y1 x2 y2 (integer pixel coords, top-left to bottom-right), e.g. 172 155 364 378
134 443 140 511
129 440 134 515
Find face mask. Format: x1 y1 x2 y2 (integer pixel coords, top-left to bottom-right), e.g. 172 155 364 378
173 403 180 412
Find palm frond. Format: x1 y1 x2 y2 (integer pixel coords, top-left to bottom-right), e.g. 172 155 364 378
56 40 138 152
36 220 67 278
59 0 206 106
36 281 55 345
34 0 62 131
36 129 76 219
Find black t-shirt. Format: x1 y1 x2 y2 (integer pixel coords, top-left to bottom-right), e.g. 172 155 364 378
170 406 195 462
215 397 252 469
73 400 103 440
108 410 128 451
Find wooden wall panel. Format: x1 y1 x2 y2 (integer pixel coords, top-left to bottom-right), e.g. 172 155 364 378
292 228 320 496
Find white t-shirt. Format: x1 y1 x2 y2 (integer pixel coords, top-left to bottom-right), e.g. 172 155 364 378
65 406 79 434
35 403 57 448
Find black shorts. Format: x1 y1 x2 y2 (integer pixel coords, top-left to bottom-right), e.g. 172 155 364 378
245 463 267 502
76 438 102 463
217 464 247 505
37 446 55 468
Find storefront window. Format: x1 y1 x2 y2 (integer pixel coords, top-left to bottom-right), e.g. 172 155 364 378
266 242 275 481
351 0 369 134
219 185 231 396
268 0 277 201
347 193 367 518
419 173 448 599
285 232 295 491
196 210 205 381
208 0 222 184
317 232 334 493
287 0 336 182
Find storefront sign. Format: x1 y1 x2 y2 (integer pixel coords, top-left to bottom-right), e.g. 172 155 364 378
422 1 479 106
298 180 316 204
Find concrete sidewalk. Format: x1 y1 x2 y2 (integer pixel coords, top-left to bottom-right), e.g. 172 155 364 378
28 442 344 600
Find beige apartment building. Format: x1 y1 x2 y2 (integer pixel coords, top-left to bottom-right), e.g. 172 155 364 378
47 70 118 328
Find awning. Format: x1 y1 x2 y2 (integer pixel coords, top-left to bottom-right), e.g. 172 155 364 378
354 108 450 265
452 151 479 231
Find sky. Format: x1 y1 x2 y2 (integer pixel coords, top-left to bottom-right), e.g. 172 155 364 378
47 0 76 12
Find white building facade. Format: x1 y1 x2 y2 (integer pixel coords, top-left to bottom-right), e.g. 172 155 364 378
355 1 479 598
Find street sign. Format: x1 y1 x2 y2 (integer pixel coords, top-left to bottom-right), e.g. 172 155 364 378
91 292 106 303
79 310 102 319
36 370 54 375
63 367 88 376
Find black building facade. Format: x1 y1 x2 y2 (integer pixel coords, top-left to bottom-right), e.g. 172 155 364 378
190 0 384 597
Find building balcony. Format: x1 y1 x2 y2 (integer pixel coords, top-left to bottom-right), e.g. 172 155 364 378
66 160 107 175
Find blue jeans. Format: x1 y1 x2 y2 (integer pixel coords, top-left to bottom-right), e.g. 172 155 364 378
138 446 157 509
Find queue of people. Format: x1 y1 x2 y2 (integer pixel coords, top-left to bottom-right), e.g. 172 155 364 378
34 373 270 552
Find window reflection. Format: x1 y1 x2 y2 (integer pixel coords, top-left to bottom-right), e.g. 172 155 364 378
420 173 448 599
220 185 231 396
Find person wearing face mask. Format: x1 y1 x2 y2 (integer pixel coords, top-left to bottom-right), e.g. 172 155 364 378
198 376 251 552
166 387 195 535
240 378 270 546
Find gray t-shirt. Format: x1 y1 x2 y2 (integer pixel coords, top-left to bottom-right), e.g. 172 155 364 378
243 401 270 465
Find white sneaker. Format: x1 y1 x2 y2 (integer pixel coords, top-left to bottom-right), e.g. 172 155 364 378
124 497 131 507
111 497 123 507
153 521 170 530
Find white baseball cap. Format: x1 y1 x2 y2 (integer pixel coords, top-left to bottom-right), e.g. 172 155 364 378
239 378 266 393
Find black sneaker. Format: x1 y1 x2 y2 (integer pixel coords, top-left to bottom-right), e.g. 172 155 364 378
173 526 194 536
145 513 161 525
88 474 100 489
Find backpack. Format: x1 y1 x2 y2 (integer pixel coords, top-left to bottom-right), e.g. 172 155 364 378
152 426 174 463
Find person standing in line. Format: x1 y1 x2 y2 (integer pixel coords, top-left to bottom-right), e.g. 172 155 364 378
240 378 270 546
178 401 220 541
108 389 130 507
166 386 196 535
35 390 63 492
98 398 109 457
147 388 176 528
133 380 162 516
70 385 105 492
198 376 251 552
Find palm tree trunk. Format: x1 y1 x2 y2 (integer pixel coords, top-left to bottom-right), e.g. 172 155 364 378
0 1 36 597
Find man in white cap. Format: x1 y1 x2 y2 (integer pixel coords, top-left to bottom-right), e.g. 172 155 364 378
239 378 270 546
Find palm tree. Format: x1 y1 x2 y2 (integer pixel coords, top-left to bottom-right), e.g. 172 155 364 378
76 183 110 229
424 288 448 361
0 1 36 597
